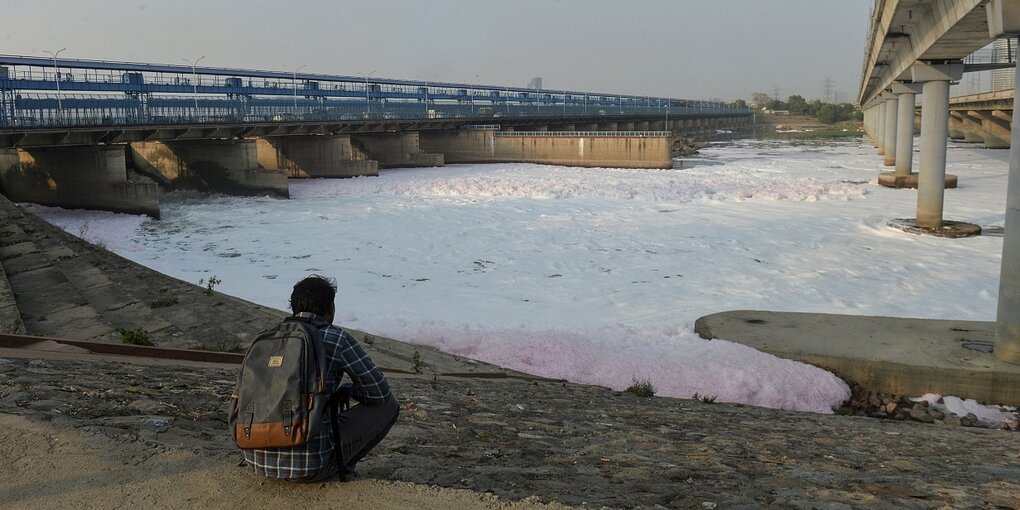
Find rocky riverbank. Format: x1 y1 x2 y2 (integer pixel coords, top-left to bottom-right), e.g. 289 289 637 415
3 353 1020 509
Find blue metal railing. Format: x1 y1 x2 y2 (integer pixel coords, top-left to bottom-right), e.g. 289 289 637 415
0 54 751 128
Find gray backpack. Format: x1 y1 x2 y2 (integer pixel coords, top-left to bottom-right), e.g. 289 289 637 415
229 317 330 449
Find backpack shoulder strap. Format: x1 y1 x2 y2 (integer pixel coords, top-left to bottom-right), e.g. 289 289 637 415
285 316 330 393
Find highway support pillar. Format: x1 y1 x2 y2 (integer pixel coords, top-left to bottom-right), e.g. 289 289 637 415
877 100 887 154
864 107 875 143
883 92 898 166
879 83 923 188
996 36 1020 364
893 83 919 176
913 62 963 229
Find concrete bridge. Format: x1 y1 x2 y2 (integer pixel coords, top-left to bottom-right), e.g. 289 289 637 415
0 54 751 217
947 88 1015 147
858 0 1020 364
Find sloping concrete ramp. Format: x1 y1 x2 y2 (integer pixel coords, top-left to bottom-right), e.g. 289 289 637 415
694 310 1020 406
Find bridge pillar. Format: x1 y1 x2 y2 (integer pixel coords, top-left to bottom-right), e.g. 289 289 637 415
948 112 967 140
913 63 963 228
883 93 898 166
876 100 887 154
872 106 883 148
975 110 1012 149
960 111 986 143
598 122 618 132
863 107 874 141
255 135 378 178
997 52 1020 364
894 83 919 176
350 132 444 168
0 145 159 217
129 140 288 197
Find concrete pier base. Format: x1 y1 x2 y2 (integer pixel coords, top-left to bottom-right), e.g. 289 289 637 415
255 136 378 178
878 171 957 189
887 217 981 238
130 140 288 197
0 146 159 217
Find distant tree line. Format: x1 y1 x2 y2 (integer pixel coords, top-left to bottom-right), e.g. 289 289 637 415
734 93 863 124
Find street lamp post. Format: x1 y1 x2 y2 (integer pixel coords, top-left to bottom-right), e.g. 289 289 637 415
182 55 205 120
665 98 669 132
358 70 377 117
291 64 306 113
44 48 67 123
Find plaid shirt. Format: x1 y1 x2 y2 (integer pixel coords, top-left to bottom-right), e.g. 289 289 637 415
241 312 391 479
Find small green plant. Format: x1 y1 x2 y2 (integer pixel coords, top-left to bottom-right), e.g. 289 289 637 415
691 393 717 404
117 327 155 347
625 378 655 398
199 275 222 295
411 349 423 374
362 334 376 345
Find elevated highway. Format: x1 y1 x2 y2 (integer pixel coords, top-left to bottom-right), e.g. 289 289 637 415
858 0 1020 364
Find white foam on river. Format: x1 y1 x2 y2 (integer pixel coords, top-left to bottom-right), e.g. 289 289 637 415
26 138 1015 418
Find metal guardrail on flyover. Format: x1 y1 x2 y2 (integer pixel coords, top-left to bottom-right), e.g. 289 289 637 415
0 54 751 130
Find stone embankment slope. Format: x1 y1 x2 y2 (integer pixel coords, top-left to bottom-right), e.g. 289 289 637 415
0 197 1019 508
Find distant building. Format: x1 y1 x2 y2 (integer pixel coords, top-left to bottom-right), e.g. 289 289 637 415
527 77 543 90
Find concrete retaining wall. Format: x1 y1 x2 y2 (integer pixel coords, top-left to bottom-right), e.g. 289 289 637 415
255 136 378 178
0 146 160 218
130 140 288 197
419 130 672 169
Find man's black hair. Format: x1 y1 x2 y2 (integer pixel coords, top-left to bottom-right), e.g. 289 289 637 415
289 275 337 316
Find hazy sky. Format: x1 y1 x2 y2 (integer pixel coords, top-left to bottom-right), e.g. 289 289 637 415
2 0 872 102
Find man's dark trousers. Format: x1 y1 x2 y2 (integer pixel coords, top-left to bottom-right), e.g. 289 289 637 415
302 393 400 482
